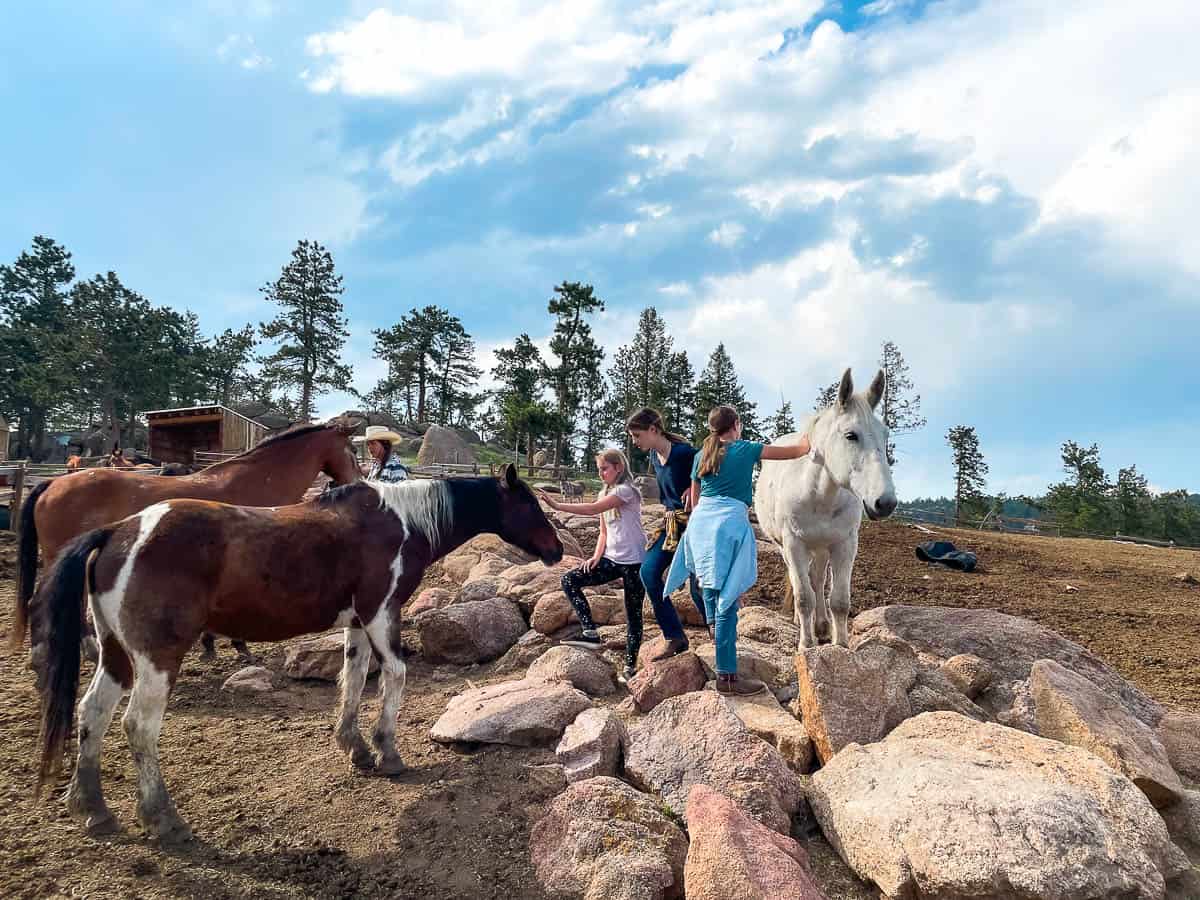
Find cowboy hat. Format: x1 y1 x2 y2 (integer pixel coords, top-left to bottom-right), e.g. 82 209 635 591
352 425 405 444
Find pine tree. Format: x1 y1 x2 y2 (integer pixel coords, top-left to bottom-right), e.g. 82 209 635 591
0 236 76 458
1115 465 1152 536
662 350 696 437
493 334 554 464
693 343 760 442
946 425 988 522
204 324 258 407
813 380 839 411
877 341 926 464
1044 441 1114 536
767 396 796 441
259 240 351 421
607 306 676 459
546 282 604 466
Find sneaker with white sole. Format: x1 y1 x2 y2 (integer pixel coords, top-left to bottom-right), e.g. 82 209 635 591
561 631 603 651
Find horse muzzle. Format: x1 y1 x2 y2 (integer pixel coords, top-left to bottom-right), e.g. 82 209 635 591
863 496 898 521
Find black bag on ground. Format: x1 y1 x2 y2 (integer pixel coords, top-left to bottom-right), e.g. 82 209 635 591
915 540 978 572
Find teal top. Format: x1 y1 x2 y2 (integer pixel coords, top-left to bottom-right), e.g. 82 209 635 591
691 440 764 507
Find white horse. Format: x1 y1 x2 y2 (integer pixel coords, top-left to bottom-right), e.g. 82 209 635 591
754 369 898 648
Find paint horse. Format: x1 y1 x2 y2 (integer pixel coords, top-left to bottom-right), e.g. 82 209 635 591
34 466 562 841
754 369 898 648
14 421 363 663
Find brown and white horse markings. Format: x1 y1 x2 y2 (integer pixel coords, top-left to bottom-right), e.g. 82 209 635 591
34 465 562 842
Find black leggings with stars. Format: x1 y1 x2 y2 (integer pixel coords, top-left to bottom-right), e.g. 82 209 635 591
560 557 646 669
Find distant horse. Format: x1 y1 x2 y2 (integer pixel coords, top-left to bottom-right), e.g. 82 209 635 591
33 465 563 841
65 456 84 472
14 421 363 662
754 369 897 648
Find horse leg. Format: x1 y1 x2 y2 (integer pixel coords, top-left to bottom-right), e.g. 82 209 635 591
828 537 858 648
66 657 127 835
198 632 217 662
123 658 190 842
231 640 257 664
810 548 831 642
365 612 407 775
334 627 375 771
782 536 818 649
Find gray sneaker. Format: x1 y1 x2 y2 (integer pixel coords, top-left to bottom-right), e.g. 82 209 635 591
562 631 603 651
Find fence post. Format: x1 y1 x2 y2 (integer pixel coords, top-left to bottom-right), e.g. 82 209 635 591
10 462 26 533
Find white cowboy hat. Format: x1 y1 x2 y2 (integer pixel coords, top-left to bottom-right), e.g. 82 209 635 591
352 425 405 444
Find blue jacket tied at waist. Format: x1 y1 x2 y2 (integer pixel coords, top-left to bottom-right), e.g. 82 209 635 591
664 495 757 615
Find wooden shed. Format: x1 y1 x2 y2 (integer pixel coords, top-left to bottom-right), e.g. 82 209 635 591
144 405 267 464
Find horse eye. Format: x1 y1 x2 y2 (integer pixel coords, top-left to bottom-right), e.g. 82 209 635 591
845 432 859 442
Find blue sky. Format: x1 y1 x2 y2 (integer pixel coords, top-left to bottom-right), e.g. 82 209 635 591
2 1 1198 499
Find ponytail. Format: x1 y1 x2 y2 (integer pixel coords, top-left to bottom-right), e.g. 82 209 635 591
626 407 688 445
696 405 739 478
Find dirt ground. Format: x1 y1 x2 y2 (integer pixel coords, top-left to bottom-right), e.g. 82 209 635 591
0 520 1197 899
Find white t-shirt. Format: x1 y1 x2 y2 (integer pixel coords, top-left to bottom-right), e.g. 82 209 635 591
603 483 646 565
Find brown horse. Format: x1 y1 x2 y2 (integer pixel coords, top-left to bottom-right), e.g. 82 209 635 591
14 421 363 657
34 466 562 841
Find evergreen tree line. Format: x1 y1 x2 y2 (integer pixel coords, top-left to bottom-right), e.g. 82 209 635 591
930 428 1200 547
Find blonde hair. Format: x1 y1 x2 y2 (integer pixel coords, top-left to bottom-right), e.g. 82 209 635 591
596 447 635 521
697 405 739 478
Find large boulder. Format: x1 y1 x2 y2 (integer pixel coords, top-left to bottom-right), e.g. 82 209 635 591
796 640 917 764
624 692 804 834
405 586 455 617
416 423 477 465
628 652 708 713
415 599 527 665
1031 659 1182 808
431 679 591 746
1159 709 1200 783
717 689 813 772
556 708 626 783
530 776 688 900
441 534 535 584
283 632 378 681
457 576 503 605
493 629 552 675
684 785 827 900
528 645 618 696
498 558 585 607
809 712 1190 900
529 584 627 634
694 638 793 691
852 606 1164 727
736 605 800 647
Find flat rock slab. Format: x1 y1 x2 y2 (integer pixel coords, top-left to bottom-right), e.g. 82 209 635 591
796 640 916 763
624 691 804 834
715 688 813 772
1032 659 1182 807
431 678 591 746
283 632 378 682
527 645 618 696
531 776 688 900
810 711 1190 900
852 605 1163 727
556 708 626 783
684 785 828 900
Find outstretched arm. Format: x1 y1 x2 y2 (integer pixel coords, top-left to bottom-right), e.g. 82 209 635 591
760 434 812 460
537 491 624 517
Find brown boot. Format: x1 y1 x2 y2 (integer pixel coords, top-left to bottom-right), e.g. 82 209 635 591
716 673 766 695
649 637 690 661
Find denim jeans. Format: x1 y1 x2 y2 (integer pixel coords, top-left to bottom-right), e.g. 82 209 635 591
701 587 739 675
640 531 705 642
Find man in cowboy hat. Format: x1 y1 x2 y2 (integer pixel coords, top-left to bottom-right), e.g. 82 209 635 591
352 425 411 483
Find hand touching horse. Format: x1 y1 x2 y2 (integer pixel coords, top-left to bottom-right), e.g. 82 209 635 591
33 465 562 842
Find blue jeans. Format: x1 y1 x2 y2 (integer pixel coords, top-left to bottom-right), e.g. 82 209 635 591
702 588 739 675
640 532 705 642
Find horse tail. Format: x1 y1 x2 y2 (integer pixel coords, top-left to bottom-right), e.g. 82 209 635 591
36 526 114 794
13 479 53 650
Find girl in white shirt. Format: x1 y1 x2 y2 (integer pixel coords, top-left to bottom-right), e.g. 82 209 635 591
538 448 646 680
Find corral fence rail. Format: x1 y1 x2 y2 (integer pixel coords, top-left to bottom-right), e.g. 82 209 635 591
894 505 1199 551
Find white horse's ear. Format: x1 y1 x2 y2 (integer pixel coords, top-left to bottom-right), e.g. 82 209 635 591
837 368 854 409
866 369 885 410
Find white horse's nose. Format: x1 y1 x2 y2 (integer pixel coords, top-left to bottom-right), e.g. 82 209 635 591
875 496 897 518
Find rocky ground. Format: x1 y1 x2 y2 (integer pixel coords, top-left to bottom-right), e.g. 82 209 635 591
0 508 1197 899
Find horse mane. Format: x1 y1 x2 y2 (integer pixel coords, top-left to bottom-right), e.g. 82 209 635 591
319 480 452 549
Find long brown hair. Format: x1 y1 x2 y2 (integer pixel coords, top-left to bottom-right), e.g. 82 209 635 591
626 408 688 445
596 447 635 522
697 405 739 478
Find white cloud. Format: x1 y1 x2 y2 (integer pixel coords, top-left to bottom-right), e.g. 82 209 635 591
216 33 272 70
708 221 746 247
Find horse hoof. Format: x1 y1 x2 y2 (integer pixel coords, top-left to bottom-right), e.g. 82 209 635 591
375 756 407 776
86 813 120 836
349 747 376 772
146 815 193 844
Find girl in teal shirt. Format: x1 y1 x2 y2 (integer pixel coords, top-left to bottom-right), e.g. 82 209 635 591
666 404 811 694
